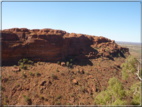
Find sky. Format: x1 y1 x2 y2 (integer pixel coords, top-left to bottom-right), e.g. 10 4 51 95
2 2 141 43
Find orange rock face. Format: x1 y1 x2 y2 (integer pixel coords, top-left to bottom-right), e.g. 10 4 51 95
1 28 129 65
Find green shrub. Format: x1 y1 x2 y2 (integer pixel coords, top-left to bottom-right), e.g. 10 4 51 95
20 62 26 70
130 82 140 105
35 71 39 76
28 60 33 64
57 95 61 99
18 59 23 65
56 68 58 72
23 58 28 64
57 61 60 65
29 71 32 76
121 55 139 80
118 53 121 57
66 61 69 67
112 99 127 105
94 77 125 105
56 101 61 105
85 71 89 75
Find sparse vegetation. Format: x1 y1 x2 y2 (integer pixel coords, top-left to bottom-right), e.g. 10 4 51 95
29 71 32 76
35 71 40 77
2 40 141 105
56 68 58 72
56 100 61 105
28 60 34 65
120 55 138 80
57 95 61 99
94 77 126 105
20 62 26 70
21 72 26 77
66 61 69 67
85 71 89 75
57 61 60 65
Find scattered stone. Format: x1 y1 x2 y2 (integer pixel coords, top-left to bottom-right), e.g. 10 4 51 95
12 66 20 72
89 75 93 79
79 69 84 74
68 97 75 104
114 62 120 67
40 80 46 86
72 79 78 84
87 88 92 95
61 62 66 66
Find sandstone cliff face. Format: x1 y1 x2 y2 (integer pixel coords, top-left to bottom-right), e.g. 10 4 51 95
1 28 129 65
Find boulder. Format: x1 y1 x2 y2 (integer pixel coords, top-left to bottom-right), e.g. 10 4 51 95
72 79 78 84
61 62 66 66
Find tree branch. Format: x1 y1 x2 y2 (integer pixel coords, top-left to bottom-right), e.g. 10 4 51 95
135 65 142 81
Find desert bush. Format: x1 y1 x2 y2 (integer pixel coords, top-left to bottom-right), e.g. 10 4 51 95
57 95 61 99
118 53 121 57
29 71 32 76
69 63 73 67
94 77 126 105
66 61 69 67
28 60 34 64
56 68 58 72
56 101 61 105
13 65 16 68
57 61 60 65
85 71 89 75
122 69 128 80
18 59 23 65
130 82 140 105
35 71 40 77
112 99 127 105
23 58 28 64
20 62 26 69
120 55 139 80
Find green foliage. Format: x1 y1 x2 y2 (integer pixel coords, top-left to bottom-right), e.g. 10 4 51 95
57 95 61 99
95 76 140 105
118 53 121 57
28 60 33 64
85 71 89 75
56 68 58 72
120 55 139 80
18 58 34 68
23 58 28 64
56 101 61 105
130 82 140 105
13 65 16 68
51 72 54 77
57 61 60 65
29 71 32 76
112 99 127 105
70 63 73 67
24 95 29 102
122 69 128 80
20 62 26 70
66 61 69 67
94 77 125 105
18 59 23 65
35 71 39 77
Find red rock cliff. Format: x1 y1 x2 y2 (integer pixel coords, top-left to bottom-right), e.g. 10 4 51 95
1 28 129 65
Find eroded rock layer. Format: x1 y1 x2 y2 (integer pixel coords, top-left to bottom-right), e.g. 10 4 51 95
1 28 129 65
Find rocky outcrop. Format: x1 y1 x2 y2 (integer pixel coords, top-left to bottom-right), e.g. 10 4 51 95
1 28 129 65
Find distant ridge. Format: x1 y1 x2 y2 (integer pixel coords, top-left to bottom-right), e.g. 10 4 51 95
116 41 141 45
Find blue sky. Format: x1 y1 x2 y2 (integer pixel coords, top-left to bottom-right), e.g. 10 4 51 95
2 2 141 43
